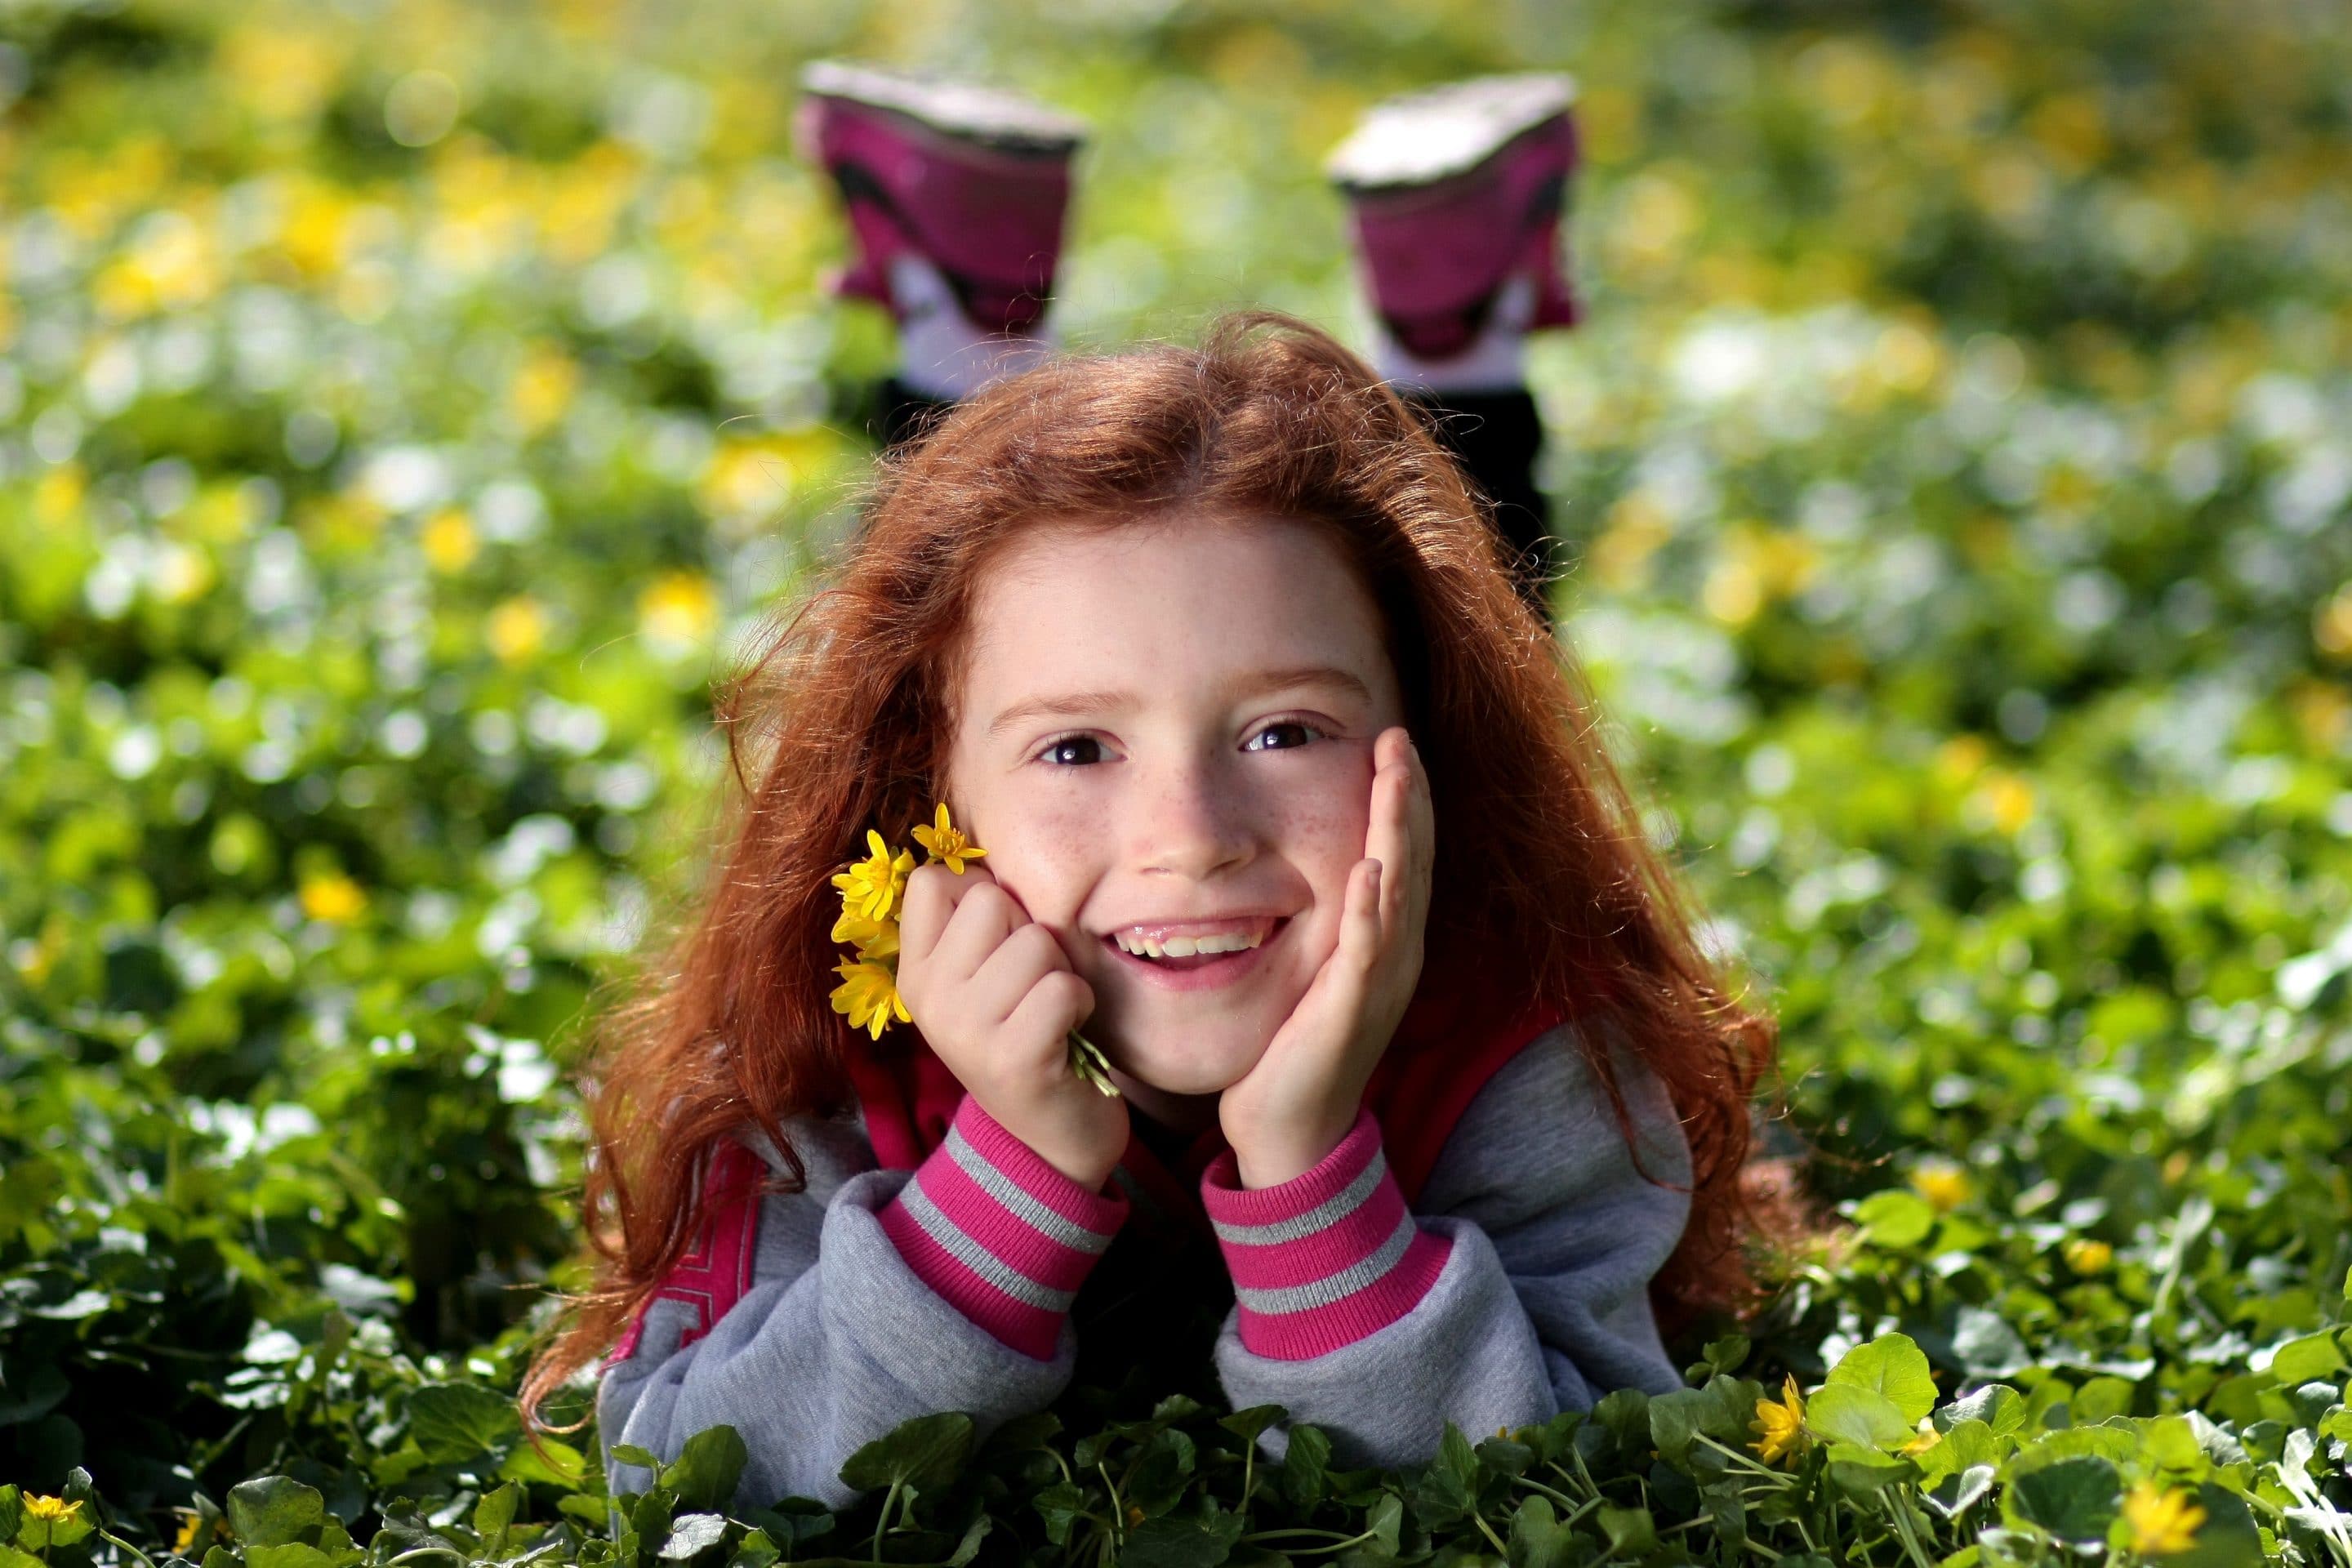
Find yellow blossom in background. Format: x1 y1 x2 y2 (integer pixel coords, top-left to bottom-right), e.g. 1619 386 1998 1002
2063 1237 2114 1274
508 344 580 434
1911 1160 1971 1212
24 1494 83 1525
150 541 214 604
639 572 719 654
487 596 546 663
421 509 478 573
1750 1375 1809 1466
1898 1419 1943 1457
2314 584 2352 661
35 465 87 528
831 956 908 1041
175 1513 218 1554
911 803 987 875
1936 733 1990 786
1969 769 2036 835
2123 1483 2205 1556
831 831 913 925
299 871 367 924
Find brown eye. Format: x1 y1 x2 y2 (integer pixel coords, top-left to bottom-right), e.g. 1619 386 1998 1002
1245 721 1324 753
1040 735 1106 766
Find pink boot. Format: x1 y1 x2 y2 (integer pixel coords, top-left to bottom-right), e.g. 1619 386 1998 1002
1328 75 1581 376
797 61 1087 346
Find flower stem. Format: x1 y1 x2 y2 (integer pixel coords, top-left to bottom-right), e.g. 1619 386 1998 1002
1067 1030 1120 1097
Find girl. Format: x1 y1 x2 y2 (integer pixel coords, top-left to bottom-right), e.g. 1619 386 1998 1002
521 73 1775 1514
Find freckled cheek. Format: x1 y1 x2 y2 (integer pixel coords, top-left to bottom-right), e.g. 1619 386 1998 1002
974 804 1106 932
1263 764 1373 911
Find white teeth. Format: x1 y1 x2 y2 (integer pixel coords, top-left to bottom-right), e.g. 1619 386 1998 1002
1113 927 1267 959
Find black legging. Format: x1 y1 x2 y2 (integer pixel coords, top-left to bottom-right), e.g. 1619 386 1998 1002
875 377 1556 616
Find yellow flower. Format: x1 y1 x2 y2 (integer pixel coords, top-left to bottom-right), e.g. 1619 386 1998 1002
487 596 547 663
24 1494 82 1524
1750 1375 1810 1467
830 908 901 962
175 1513 216 1554
1898 1419 1943 1457
2064 1237 2114 1274
831 831 913 924
421 509 478 573
831 956 909 1041
299 871 368 924
1911 1161 1971 1213
910 802 987 875
2123 1483 2206 1557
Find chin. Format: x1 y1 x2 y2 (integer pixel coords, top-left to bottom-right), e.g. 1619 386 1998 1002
1109 1029 1268 1097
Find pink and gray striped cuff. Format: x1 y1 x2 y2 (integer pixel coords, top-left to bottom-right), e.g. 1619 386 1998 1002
878 1096 1130 1361
1200 1107 1452 1361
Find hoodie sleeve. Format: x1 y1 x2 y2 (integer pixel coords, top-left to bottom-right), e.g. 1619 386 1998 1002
1204 1021 1691 1468
596 1098 1128 1512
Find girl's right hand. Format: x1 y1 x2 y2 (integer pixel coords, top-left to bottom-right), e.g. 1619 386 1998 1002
896 861 1130 1191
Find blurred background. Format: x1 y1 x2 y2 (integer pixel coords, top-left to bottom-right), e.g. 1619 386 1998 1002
2 0 2350 1535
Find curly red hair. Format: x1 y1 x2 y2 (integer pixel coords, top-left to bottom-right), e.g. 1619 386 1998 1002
522 311 1777 1427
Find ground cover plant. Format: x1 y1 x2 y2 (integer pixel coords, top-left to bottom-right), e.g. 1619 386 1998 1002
2 0 2350 1563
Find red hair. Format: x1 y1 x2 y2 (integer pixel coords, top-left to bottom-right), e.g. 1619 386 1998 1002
522 312 1776 1424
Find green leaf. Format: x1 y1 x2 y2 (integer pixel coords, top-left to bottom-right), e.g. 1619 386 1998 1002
1032 1483 1086 1546
1853 1189 1936 1249
1941 1383 2025 1439
1122 1508 1245 1568
666 1425 749 1512
0 1490 16 1544
728 1527 781 1568
1597 1505 1656 1557
942 1513 992 1567
987 1411 1064 1454
246 1545 333 1568
1366 1494 1404 1554
228 1477 326 1549
659 1512 728 1560
473 1481 519 1539
1806 1384 1913 1451
1218 1405 1284 1445
1506 1495 1570 1568
611 1444 664 1471
501 1435 586 1489
408 1382 521 1465
2004 1454 2120 1544
1281 1423 1332 1507
1825 1444 1915 1497
1703 1334 1751 1376
836 1411 973 1494
1826 1332 1939 1423
1647 1387 1707 1464
1952 1309 2032 1379
2266 1330 2347 1386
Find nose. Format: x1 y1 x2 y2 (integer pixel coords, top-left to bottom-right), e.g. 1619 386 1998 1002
1131 753 1256 882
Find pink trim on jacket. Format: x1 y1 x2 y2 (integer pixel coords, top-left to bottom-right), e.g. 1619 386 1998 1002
609 1141 767 1365
877 1095 1130 1360
1199 1107 1450 1361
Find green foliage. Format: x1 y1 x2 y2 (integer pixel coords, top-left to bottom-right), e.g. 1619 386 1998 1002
4 0 2352 1562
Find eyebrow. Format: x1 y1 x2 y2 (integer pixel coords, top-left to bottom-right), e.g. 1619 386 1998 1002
985 664 1374 738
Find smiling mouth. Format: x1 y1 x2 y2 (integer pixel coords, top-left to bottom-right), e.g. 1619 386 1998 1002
1102 917 1286 974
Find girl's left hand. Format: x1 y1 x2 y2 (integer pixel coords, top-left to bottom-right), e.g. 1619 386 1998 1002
1218 726 1432 1188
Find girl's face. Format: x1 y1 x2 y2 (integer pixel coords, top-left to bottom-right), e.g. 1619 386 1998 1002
942 513 1407 1115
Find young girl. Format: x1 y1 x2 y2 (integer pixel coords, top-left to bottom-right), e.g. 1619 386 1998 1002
521 74 1774 1514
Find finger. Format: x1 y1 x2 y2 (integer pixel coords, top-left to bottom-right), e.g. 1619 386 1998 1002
1339 858 1386 978
931 878 1023 985
1363 729 1415 933
968 920 1071 1028
1402 731 1436 934
897 862 962 971
1004 969 1094 1068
